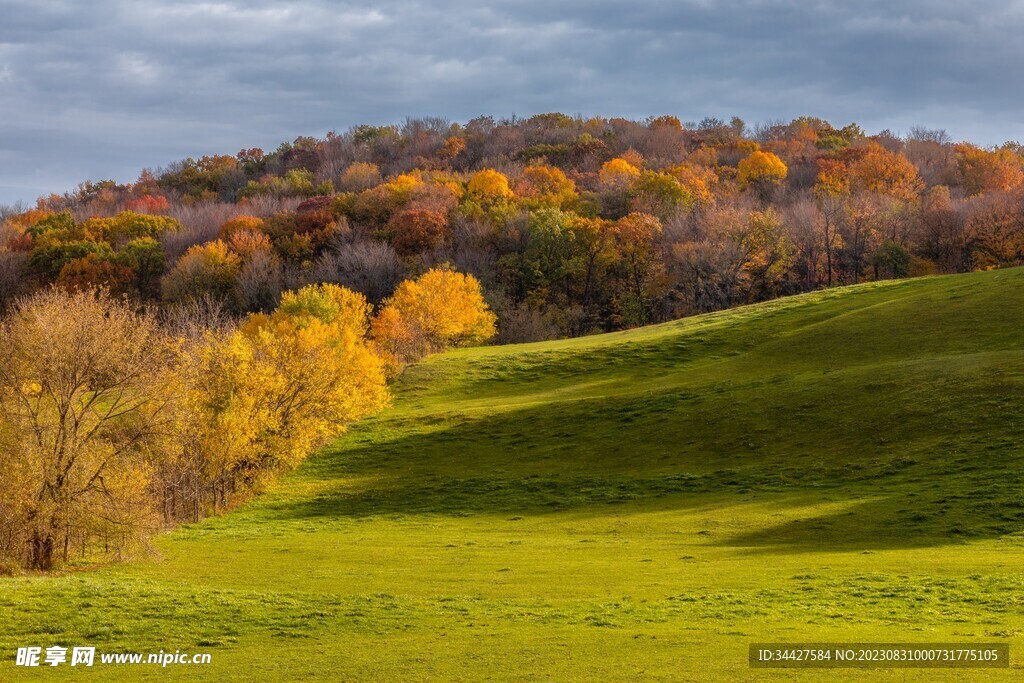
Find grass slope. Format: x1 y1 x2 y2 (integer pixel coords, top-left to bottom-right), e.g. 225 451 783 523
2 268 1024 681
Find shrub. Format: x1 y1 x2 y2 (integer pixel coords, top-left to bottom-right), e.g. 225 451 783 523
30 240 115 281
56 254 136 295
180 284 389 500
873 241 911 279
82 211 181 248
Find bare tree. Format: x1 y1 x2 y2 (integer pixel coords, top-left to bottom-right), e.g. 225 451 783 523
161 292 236 341
0 251 30 311
235 250 284 312
162 202 239 260
784 196 825 289
309 240 404 305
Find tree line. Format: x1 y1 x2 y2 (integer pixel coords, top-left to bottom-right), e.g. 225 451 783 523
1 114 1022 340
0 271 494 571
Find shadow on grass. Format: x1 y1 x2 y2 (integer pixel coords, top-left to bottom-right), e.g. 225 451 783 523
256 379 1024 552
717 483 1024 553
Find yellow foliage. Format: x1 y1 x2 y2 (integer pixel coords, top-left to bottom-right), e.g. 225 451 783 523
599 158 642 189
19 380 42 397
384 172 425 199
737 151 788 188
0 289 171 569
226 228 273 258
629 171 692 219
161 240 241 303
467 169 514 202
372 267 496 367
666 164 718 206
734 140 761 156
814 159 851 197
78 211 181 246
517 165 578 208
219 215 265 240
261 282 374 341
339 162 382 192
462 170 516 224
186 283 389 485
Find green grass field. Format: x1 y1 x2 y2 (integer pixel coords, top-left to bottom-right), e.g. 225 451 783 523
2 268 1023 681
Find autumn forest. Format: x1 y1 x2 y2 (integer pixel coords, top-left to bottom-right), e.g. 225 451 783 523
0 113 1022 573
4 114 1022 334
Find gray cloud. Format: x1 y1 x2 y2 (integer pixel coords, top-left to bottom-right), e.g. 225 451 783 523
1 0 1022 204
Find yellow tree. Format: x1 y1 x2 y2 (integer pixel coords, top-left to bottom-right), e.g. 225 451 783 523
599 158 641 191
667 163 718 207
372 267 496 367
516 165 578 209
463 169 516 223
737 151 788 195
241 285 389 469
176 330 278 515
180 284 389 512
383 172 425 201
467 169 514 202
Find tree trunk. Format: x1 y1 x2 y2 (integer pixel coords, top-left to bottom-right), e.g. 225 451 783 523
825 221 833 287
30 532 53 571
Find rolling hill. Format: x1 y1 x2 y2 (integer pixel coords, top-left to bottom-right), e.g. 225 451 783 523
2 267 1023 680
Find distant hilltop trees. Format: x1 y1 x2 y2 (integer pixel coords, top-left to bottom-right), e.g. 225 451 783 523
2 114 1023 341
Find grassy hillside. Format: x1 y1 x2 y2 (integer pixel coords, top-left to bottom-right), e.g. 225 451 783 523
2 268 1023 681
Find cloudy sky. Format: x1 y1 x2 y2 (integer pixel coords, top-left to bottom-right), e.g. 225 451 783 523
2 0 1023 205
